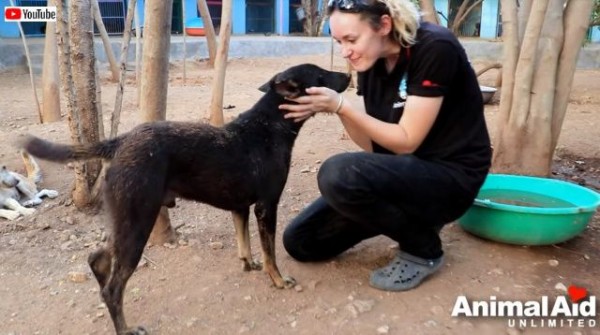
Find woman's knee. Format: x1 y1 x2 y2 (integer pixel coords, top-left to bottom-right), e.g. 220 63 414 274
317 153 360 198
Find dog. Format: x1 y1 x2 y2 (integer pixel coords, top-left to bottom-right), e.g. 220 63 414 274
0 151 58 221
22 63 350 335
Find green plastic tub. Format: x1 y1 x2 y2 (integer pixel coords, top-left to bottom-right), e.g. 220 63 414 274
458 174 600 245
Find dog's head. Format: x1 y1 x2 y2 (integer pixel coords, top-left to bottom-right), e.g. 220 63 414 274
259 64 351 99
0 165 19 188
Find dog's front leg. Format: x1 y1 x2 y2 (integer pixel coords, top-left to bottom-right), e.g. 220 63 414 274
232 209 262 271
254 201 296 289
3 198 35 216
22 189 59 207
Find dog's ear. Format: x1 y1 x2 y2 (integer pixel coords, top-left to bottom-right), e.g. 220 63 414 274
258 72 304 98
272 79 303 99
258 75 274 93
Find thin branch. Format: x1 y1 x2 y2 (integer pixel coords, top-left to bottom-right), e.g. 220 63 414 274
9 0 42 123
475 63 502 78
110 0 137 139
456 0 484 32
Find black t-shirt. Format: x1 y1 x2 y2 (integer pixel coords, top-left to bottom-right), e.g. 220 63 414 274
357 22 492 194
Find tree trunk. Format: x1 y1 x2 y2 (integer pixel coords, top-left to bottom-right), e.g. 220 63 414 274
419 0 440 25
207 0 232 126
492 0 593 176
301 0 317 36
517 0 533 44
41 0 61 123
140 0 177 244
525 0 564 173
134 3 142 104
91 0 119 82
69 0 102 204
56 0 86 206
197 0 217 67
550 0 595 150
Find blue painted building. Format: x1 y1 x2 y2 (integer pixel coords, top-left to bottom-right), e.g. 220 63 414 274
1 0 598 42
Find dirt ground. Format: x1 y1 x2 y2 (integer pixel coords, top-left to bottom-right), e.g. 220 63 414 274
1 53 599 335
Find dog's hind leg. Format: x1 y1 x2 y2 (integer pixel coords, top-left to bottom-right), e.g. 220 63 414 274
98 219 155 335
3 198 35 216
254 201 296 289
232 209 262 271
0 208 21 220
89 247 113 289
95 188 161 334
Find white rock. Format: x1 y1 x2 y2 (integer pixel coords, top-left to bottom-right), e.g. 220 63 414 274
548 259 559 267
68 272 89 283
377 325 390 334
430 305 444 315
424 320 437 327
555 283 567 292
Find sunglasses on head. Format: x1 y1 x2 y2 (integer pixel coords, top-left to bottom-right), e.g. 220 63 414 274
326 0 389 14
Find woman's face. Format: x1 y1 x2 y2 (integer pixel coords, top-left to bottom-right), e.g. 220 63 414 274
329 11 392 72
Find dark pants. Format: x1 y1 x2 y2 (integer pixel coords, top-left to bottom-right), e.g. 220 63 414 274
283 152 475 261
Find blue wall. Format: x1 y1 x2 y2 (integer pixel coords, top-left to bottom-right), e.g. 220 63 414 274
276 0 289 35
1 0 22 37
435 0 448 27
232 0 245 34
480 0 499 38
592 27 600 43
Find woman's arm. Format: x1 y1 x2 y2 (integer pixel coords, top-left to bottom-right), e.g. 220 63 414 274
338 94 443 154
336 98 373 151
280 87 443 154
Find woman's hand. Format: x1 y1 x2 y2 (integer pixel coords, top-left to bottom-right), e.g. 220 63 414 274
279 87 342 122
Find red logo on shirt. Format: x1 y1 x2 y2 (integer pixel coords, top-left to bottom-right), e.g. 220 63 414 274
422 80 439 87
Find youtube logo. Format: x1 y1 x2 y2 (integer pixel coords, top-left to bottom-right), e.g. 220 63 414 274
4 6 56 22
4 7 22 21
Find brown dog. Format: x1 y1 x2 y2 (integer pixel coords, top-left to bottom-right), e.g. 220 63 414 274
22 64 350 335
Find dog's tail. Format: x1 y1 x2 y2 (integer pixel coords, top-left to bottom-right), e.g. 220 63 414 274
20 150 43 184
21 135 122 163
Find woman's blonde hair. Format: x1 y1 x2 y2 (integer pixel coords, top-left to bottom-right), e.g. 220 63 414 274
378 0 420 48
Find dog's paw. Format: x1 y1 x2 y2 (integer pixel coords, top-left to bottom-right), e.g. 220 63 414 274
22 199 41 207
273 275 297 289
124 326 149 335
242 259 263 272
283 275 297 289
45 190 59 199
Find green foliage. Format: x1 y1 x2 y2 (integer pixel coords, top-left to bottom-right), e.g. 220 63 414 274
592 0 600 27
